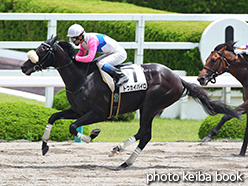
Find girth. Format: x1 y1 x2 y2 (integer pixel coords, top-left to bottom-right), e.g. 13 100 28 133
108 86 121 119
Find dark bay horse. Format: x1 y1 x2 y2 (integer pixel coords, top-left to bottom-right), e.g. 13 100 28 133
198 41 248 156
21 35 240 168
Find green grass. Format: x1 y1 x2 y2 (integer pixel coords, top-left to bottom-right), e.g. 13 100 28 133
0 92 202 142
88 117 201 142
30 0 172 14
0 93 45 107
14 0 211 42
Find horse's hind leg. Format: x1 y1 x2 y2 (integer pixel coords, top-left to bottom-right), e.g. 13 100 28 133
109 136 137 156
117 107 156 168
109 107 150 157
120 123 153 168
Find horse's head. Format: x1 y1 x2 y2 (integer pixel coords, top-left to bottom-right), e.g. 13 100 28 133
197 41 237 86
21 35 58 75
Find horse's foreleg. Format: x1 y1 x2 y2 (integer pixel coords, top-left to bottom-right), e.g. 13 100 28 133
75 128 101 143
202 114 232 142
42 123 53 155
239 114 248 156
202 105 245 142
42 108 80 155
69 110 102 143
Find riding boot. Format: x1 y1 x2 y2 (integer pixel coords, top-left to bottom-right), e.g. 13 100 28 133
101 64 129 87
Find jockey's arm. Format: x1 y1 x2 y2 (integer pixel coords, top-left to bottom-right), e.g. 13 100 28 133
75 38 99 63
77 46 87 56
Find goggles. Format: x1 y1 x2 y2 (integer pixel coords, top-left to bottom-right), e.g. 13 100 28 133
71 36 80 43
70 32 84 43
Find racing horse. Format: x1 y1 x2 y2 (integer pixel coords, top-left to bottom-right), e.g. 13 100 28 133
198 41 248 156
21 35 240 168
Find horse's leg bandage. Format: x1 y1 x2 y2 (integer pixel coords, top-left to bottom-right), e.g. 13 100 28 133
118 136 136 151
42 123 53 143
125 147 141 166
77 132 91 143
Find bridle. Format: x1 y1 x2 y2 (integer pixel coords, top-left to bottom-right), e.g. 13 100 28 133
203 50 237 84
33 42 73 71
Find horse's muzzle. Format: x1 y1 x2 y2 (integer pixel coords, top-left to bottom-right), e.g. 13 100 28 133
21 64 33 76
197 75 208 86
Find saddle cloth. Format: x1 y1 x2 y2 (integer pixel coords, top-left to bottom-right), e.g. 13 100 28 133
97 63 147 93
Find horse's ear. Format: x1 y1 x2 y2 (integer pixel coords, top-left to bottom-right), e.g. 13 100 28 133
233 41 238 47
50 35 58 45
219 46 227 52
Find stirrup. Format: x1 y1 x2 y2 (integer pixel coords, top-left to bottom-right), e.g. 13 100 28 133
115 62 133 69
116 76 129 87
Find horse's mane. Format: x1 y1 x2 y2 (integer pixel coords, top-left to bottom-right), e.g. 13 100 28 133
214 41 237 53
58 40 76 59
214 41 248 63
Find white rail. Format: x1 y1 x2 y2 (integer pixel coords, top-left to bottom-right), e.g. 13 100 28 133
0 70 242 108
1 13 248 64
0 13 246 109
0 73 241 88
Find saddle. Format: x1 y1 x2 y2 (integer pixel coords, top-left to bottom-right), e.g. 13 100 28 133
97 62 147 118
97 62 147 93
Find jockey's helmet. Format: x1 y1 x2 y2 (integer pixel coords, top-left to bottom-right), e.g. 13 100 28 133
67 24 85 37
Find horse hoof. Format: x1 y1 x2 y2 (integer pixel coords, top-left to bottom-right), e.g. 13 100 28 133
201 136 211 142
231 153 245 157
119 162 129 168
42 141 49 156
109 150 119 157
109 146 120 157
90 129 101 140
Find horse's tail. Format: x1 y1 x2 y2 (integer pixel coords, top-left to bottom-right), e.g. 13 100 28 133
181 79 241 119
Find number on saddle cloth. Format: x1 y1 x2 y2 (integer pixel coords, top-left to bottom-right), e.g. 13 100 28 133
119 64 147 93
96 63 147 93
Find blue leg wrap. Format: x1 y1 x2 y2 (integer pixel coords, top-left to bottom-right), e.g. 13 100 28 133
101 64 115 72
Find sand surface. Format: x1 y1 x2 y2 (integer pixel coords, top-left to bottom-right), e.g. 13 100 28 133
0 140 248 186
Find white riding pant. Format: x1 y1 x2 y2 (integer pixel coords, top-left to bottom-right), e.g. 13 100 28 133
96 46 127 69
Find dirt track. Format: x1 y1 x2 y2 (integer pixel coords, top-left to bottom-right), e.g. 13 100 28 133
0 140 248 186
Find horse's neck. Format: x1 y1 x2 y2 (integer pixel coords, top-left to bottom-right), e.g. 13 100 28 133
228 57 248 86
55 46 98 92
57 60 87 92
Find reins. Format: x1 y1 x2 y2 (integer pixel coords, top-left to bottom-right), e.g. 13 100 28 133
36 40 91 97
34 42 73 71
65 63 90 97
203 50 237 84
55 60 73 70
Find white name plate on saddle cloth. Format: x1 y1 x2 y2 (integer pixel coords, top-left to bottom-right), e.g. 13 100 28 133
97 63 147 93
119 64 147 93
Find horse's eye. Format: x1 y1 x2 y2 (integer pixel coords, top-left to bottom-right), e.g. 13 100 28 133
41 47 47 51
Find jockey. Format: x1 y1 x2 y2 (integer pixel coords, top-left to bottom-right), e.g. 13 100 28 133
234 44 248 55
67 24 128 87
